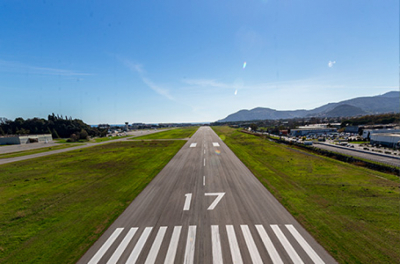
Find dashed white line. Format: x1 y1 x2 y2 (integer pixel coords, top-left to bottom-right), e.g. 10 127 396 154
203 176 205 186
184 225 197 264
271 225 304 264
106 227 138 264
226 225 243 264
286 225 325 264
204 158 206 166
240 225 263 264
88 228 123 264
145 226 167 264
126 227 153 264
164 226 182 264
255 225 283 264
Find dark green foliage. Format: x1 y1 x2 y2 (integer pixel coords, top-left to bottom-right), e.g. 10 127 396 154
0 114 101 138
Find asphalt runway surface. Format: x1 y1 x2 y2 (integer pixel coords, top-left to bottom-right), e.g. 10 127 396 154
77 127 337 264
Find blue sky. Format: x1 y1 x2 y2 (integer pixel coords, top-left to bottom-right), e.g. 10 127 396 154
1 0 398 124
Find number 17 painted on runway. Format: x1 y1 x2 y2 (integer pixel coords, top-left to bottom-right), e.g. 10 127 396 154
183 193 225 211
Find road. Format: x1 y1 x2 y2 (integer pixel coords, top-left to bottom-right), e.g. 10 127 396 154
0 130 167 165
314 142 400 168
77 126 336 264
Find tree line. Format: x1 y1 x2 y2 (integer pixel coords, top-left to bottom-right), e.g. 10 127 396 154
0 114 107 140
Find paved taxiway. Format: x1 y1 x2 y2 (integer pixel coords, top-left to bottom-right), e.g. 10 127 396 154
77 127 337 264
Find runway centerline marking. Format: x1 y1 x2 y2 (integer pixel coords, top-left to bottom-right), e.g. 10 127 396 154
203 176 205 186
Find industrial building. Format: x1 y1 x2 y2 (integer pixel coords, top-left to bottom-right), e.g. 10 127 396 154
290 125 337 137
362 128 400 139
370 133 400 148
0 134 53 145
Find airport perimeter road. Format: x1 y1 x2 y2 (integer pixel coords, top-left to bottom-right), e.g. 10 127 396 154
314 143 400 168
77 126 336 264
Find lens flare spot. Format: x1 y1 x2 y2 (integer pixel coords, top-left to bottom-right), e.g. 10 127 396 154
243 61 247 69
215 150 221 155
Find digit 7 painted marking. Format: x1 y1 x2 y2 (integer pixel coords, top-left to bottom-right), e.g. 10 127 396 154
205 193 225 210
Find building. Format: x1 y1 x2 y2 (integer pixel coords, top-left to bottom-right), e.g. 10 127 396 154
362 128 400 139
0 134 53 145
370 133 400 148
290 125 337 137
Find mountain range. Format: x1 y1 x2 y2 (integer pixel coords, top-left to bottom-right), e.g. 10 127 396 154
218 91 399 122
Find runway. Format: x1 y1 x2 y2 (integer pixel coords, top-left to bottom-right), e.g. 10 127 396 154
77 126 337 264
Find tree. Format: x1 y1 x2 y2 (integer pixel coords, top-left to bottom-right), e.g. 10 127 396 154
0 127 4 136
79 129 89 140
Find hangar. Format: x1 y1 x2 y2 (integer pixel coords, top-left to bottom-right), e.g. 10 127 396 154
370 133 400 148
0 134 53 145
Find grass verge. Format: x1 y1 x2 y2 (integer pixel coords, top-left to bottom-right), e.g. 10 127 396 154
94 135 129 143
0 144 81 159
213 126 399 264
0 140 185 264
133 127 198 140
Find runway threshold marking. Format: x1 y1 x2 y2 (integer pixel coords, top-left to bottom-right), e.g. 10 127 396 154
144 226 167 264
88 228 123 264
286 225 325 264
164 226 182 264
241 225 263 264
226 225 243 264
106 227 138 264
184 225 197 264
211 225 223 264
255 225 283 264
213 142 220 147
190 143 197 148
88 225 326 264
271 225 304 264
126 227 153 264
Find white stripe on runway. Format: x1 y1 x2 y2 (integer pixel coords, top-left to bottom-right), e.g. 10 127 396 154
226 225 243 264
164 226 182 264
183 193 192 211
184 225 197 264
255 225 283 264
190 143 197 148
106 228 138 264
88 228 123 264
286 225 325 264
126 227 153 264
240 225 263 264
271 225 304 264
213 142 220 147
145 226 167 264
211 225 223 264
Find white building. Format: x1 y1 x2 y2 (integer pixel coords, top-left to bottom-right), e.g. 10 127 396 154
0 134 53 145
362 128 400 139
370 133 400 148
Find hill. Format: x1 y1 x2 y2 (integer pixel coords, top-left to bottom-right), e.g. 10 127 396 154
218 91 399 122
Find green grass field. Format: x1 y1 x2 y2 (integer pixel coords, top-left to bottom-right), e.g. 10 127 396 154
94 135 129 143
133 127 198 140
213 126 399 264
0 144 81 159
0 140 185 264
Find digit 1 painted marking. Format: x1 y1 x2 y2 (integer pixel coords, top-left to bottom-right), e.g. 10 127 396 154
205 192 225 210
183 193 192 211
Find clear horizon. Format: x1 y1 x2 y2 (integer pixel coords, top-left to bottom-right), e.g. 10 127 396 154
1 1 398 124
